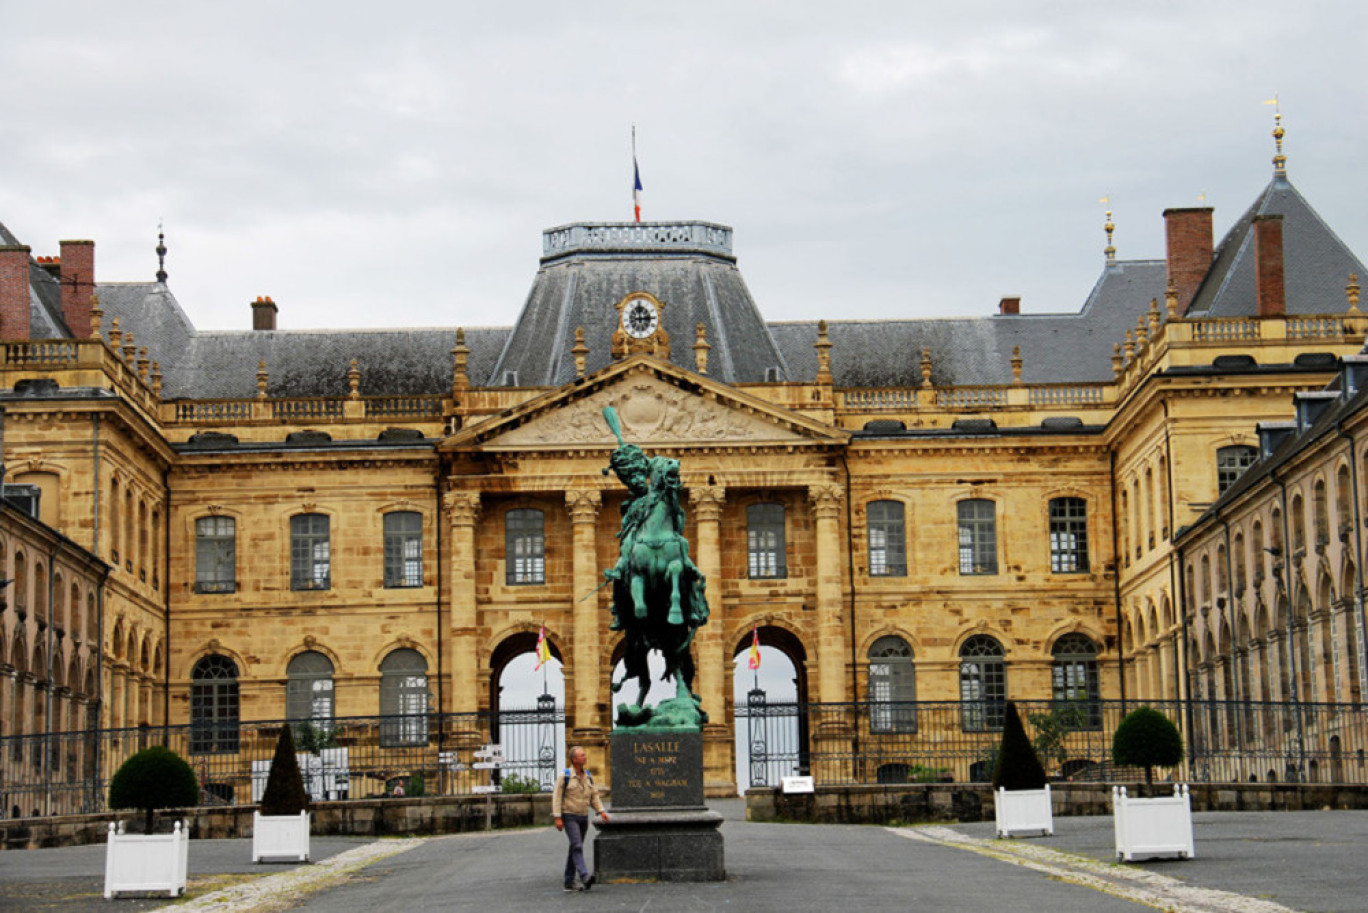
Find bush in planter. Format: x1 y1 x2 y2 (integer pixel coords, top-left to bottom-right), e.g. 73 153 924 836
992 702 1047 791
1113 706 1184 794
407 773 426 797
109 745 200 834
500 773 542 794
260 725 310 816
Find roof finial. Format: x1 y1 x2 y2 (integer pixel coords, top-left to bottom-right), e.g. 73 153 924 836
155 219 168 284
1100 195 1116 262
1264 95 1286 176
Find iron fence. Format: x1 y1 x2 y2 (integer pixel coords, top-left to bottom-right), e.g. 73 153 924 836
737 697 1368 788
2 702 563 820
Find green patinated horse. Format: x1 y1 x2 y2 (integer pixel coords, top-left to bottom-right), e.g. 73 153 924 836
602 407 709 729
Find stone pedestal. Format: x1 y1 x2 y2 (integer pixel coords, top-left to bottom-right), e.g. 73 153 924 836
594 731 725 882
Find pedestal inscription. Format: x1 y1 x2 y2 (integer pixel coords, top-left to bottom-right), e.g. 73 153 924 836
611 732 704 808
595 730 724 882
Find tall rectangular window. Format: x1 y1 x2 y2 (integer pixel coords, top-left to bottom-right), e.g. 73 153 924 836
1048 497 1089 573
957 499 997 575
747 502 787 578
506 508 545 585
867 500 907 577
291 514 331 590
195 516 236 593
1217 445 1258 495
383 511 423 588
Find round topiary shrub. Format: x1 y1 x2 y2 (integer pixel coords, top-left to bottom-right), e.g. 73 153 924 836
109 744 200 833
992 701 1048 791
1112 706 1184 792
260 725 310 816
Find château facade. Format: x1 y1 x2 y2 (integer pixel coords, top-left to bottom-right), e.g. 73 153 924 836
2 131 1366 804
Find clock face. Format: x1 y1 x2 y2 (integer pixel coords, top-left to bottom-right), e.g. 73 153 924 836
624 298 660 338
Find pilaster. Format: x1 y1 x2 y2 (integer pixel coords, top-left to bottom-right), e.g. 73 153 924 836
689 485 732 792
809 482 847 703
444 490 481 714
565 489 603 734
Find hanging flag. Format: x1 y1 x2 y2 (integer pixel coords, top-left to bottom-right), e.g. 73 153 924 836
535 625 551 670
633 157 643 223
748 627 761 671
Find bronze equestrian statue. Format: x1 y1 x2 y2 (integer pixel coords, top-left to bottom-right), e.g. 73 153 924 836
602 406 709 730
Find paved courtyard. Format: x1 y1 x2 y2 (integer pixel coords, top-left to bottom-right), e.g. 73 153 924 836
1 800 1364 912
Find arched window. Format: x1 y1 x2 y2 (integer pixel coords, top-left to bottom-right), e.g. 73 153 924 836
1048 497 1089 573
867 636 916 733
747 503 787 579
1313 478 1329 548
959 635 1005 731
1337 465 1353 540
866 501 906 577
1291 494 1306 554
957 499 997 575
1217 445 1257 496
290 514 331 590
286 651 335 731
1051 633 1101 729
380 649 430 747
505 508 546 585
383 511 424 588
190 655 239 754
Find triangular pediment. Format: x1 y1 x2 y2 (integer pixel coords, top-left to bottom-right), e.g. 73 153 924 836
445 356 847 451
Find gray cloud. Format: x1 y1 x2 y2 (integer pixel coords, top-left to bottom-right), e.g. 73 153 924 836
3 1 1363 333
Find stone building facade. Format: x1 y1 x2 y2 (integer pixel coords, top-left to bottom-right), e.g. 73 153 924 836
1 134 1366 796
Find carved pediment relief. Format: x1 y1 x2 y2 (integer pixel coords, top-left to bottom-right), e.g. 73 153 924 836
492 374 809 448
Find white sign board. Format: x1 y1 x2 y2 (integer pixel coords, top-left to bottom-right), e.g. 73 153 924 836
781 775 815 794
472 761 501 770
474 746 504 759
470 785 499 794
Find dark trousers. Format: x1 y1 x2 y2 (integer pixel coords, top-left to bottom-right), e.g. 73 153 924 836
562 814 590 884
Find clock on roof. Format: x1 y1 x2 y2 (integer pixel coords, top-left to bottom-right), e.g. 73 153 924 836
623 296 660 339
611 291 670 360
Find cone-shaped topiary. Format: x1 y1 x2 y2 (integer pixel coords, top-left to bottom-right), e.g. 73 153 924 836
1113 706 1184 794
992 701 1048 791
259 725 310 816
109 744 200 833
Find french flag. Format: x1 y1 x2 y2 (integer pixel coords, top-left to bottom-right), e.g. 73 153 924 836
633 158 643 223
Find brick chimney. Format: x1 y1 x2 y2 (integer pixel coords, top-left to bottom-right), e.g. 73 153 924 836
252 296 278 331
998 296 1021 316
59 239 95 338
1164 207 1214 315
0 245 32 341
1253 214 1286 317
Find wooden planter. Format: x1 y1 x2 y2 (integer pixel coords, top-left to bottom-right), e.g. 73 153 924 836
103 819 190 898
252 810 312 863
1112 784 1195 861
994 785 1054 837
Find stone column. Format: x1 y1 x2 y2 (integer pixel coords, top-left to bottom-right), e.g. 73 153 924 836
0 668 15 738
809 482 847 704
444 490 481 715
689 486 732 793
565 489 603 734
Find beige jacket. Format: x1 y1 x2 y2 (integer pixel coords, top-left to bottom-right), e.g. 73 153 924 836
552 770 604 817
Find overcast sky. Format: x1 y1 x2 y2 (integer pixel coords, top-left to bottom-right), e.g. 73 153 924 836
3 2 1364 333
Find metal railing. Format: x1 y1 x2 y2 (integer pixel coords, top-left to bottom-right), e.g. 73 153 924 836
738 697 1368 788
2 704 563 820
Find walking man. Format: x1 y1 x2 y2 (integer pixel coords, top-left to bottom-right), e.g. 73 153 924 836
553 746 610 891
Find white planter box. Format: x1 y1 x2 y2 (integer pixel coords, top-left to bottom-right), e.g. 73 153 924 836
252 810 312 863
994 785 1053 837
103 819 190 898
1112 784 1195 861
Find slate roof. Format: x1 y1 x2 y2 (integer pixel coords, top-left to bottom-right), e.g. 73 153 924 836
7 167 1364 399
488 229 789 387
772 259 1166 386
0 220 70 339
1187 170 1367 318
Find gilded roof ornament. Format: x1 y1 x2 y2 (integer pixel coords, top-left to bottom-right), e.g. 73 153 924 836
1348 274 1361 315
1100 195 1115 262
1265 95 1286 176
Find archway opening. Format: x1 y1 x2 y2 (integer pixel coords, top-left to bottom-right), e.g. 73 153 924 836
731 626 807 794
489 631 565 792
